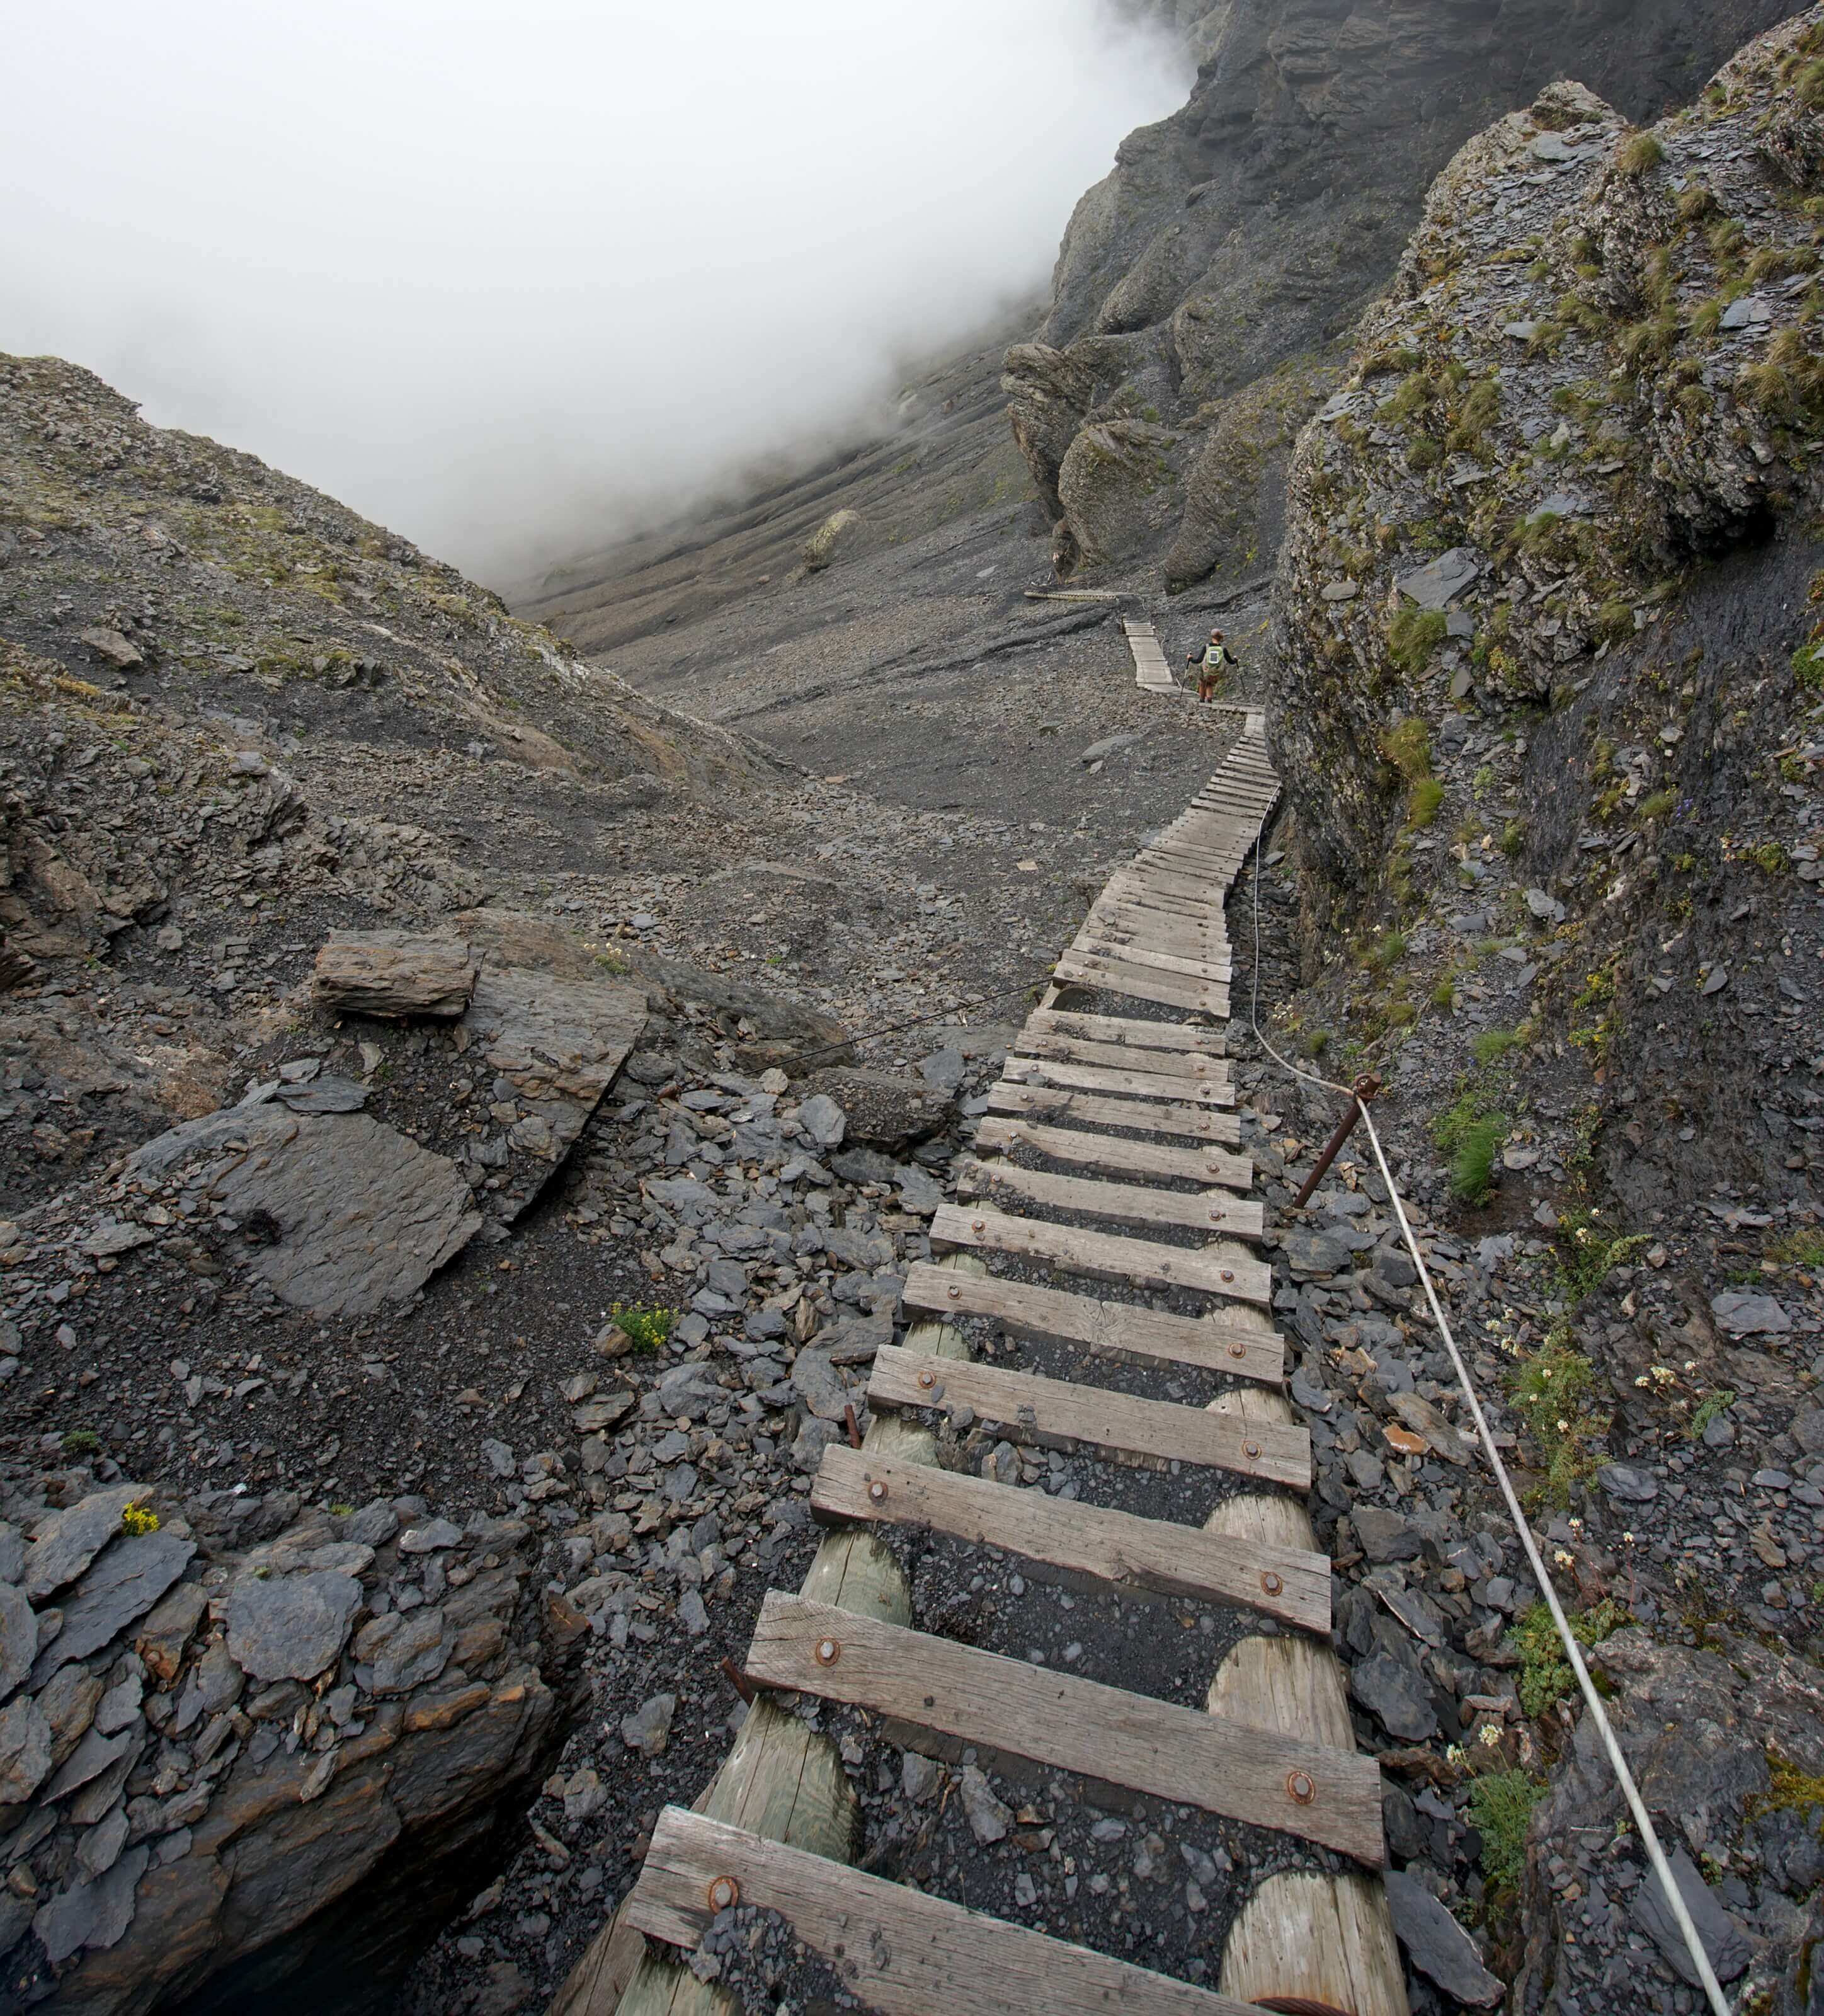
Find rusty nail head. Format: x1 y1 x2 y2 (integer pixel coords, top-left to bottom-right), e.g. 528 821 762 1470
868 1480 888 1503
1286 1770 1316 1805
815 1637 840 1667
1261 1570 1284 1596
707 1875 739 1911
1227 1340 1246 1360
971 1217 985 1232
1219 1268 1235 1283
1208 1208 1223 1222
947 1285 960 1300
1243 1438 1261 1458
917 1368 936 1389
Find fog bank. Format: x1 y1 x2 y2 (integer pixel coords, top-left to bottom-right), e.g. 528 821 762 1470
1 3 1187 586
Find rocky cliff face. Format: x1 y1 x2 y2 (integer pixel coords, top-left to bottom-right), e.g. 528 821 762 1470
1006 0 1801 588
1268 11 1824 1210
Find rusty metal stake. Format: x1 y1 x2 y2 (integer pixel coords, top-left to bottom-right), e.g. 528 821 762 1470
1292 1074 1381 1211
719 1657 758 1705
843 1403 863 1450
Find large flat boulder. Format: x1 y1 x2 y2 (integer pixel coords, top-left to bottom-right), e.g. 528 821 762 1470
126 1103 481 1318
455 967 646 1219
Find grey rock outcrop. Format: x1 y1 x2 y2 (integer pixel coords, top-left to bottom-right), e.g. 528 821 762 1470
123 1102 482 1319
0 1483 571 2012
1007 0 1796 588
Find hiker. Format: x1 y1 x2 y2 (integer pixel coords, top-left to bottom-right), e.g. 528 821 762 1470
1187 627 1236 701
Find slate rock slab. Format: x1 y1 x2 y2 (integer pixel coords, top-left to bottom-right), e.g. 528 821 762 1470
33 1845 149 1964
225 1569 361 1682
1385 1870 1503 2005
1349 1650 1438 1741
459 966 647 1218
1394 546 1481 610
26 1484 147 1601
312 932 481 1017
797 1094 846 1148
1354 1506 1423 1564
127 1102 481 1319
1633 1846 1752 1984
1710 1290 1792 1337
29 1533 194 1690
620 1692 676 1756
1598 1462 1659 1503
0 1581 37 1697
0 1693 52 1803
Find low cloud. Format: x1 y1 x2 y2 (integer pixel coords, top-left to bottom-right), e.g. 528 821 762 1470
1 3 1185 587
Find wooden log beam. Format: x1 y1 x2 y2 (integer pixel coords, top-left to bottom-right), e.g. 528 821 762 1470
1206 1385 1408 2013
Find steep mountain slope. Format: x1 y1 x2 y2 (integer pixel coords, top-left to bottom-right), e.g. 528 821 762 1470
1247 17 1824 2007
1006 0 1800 589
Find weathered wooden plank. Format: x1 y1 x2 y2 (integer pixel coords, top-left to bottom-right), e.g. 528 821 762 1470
1085 912 1231 956
957 1155 1265 1245
1072 936 1235 983
1097 876 1226 917
1003 1055 1236 1106
1012 1033 1231 1082
1049 959 1231 1016
626 1809 1260 2016
811 1445 1326 1628
867 1343 1308 1488
930 1202 1272 1305
984 1081 1241 1145
1025 1009 1224 1055
898 1259 1284 1384
1115 857 1217 888
973 1114 1253 1193
744 1595 1384 1863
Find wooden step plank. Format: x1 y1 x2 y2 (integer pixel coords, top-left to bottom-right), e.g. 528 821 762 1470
1051 956 1230 1016
899 1259 1283 1385
957 1155 1266 1246
1073 936 1235 983
627 1808 1259 2016
1086 921 1231 963
1003 1056 1236 1106
812 1445 1326 1628
746 1595 1383 1864
868 1344 1308 1488
1093 894 1231 929
974 1114 1254 1193
1088 903 1231 945
930 1201 1271 1305
984 1082 1241 1145
1026 1009 1225 1055
1012 1033 1230 1082
1098 874 1226 914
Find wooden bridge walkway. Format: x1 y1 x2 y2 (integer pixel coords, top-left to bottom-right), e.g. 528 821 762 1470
554 721 1408 2016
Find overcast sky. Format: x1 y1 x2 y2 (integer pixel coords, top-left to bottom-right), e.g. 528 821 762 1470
2 4 1185 587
